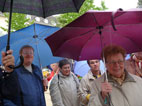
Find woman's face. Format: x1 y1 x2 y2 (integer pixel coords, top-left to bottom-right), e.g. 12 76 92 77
60 64 71 76
106 53 125 78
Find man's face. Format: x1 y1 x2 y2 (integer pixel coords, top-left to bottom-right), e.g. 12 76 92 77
60 64 71 76
21 47 34 66
89 60 100 72
106 53 125 78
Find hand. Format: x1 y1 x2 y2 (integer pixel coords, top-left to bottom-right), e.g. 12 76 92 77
43 78 48 91
1 50 15 72
101 81 112 100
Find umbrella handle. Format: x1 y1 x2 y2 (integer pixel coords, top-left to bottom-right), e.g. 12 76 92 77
8 55 24 69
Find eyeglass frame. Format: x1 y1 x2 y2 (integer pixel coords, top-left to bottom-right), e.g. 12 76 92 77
106 60 125 65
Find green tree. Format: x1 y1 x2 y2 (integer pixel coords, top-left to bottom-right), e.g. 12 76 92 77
56 0 108 27
0 13 34 32
138 0 142 7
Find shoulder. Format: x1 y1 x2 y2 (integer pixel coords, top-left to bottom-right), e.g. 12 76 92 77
32 64 41 70
130 73 142 82
50 74 58 84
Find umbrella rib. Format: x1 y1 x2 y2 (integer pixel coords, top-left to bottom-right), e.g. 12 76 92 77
92 13 100 27
110 30 142 50
78 30 98 60
41 0 46 18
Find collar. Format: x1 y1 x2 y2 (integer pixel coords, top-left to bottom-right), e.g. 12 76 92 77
108 70 136 85
88 70 101 80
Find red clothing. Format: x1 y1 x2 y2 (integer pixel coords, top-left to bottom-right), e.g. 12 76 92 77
47 71 55 81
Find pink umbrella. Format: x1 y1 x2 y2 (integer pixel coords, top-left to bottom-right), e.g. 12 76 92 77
45 9 142 61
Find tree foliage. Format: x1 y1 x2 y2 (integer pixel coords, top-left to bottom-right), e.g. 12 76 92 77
0 13 34 32
138 0 142 7
56 0 108 27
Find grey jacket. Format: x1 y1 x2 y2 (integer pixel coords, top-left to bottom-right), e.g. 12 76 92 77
78 70 100 105
88 71 142 106
49 72 80 106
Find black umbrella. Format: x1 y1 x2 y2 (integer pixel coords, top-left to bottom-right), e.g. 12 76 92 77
0 0 85 68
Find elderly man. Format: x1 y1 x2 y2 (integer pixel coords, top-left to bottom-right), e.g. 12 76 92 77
78 59 101 106
125 52 142 77
4 45 46 106
50 59 80 106
88 45 142 106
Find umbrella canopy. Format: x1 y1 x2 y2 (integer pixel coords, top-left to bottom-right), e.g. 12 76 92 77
74 61 90 77
0 23 63 68
0 0 85 18
45 9 142 61
0 0 85 69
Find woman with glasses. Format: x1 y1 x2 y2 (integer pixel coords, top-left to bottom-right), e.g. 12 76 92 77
88 45 142 106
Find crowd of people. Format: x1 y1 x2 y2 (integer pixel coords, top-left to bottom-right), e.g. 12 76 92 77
1 44 142 106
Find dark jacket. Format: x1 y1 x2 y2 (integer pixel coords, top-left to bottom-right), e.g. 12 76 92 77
0 68 20 106
4 64 46 106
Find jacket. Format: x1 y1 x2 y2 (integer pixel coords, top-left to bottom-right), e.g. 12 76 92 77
78 70 101 105
4 64 46 106
88 71 142 106
0 69 20 106
49 72 80 106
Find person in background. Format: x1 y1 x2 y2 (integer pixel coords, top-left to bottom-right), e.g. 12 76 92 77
125 52 142 77
88 45 142 106
49 59 80 106
47 63 59 82
0 50 20 105
78 59 102 106
4 45 46 106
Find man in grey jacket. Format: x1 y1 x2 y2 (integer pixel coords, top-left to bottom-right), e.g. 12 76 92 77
78 59 102 106
88 45 142 106
49 59 80 106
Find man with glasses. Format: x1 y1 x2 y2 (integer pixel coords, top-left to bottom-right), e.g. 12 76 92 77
4 45 46 106
78 60 102 106
88 45 142 106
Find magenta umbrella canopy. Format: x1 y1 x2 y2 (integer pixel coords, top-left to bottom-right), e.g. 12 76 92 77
45 9 142 61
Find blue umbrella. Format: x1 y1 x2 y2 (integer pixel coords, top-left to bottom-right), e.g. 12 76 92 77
0 23 63 68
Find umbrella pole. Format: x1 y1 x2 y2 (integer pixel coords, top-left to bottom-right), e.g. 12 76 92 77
34 24 42 69
5 0 24 69
97 26 108 81
6 0 13 51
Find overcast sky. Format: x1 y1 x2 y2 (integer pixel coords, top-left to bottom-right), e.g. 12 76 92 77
94 0 138 11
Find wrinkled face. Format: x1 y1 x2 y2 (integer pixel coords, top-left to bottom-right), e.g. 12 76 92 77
21 47 34 66
60 64 71 76
89 60 100 72
106 53 125 78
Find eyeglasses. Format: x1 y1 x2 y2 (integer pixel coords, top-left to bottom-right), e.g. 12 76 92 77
22 52 33 55
106 60 124 65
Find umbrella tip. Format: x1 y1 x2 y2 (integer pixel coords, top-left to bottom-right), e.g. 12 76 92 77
117 8 123 11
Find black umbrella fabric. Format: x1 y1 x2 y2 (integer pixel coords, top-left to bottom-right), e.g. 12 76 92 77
0 0 85 18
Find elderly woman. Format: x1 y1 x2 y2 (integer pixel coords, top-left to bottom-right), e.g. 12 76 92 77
125 52 142 77
88 45 142 106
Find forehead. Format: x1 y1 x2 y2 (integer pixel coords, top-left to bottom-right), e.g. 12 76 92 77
106 53 124 61
89 60 99 63
22 47 34 51
62 64 70 68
